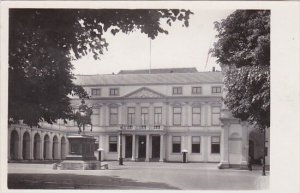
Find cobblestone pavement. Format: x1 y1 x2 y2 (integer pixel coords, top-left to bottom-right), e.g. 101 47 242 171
7 162 269 190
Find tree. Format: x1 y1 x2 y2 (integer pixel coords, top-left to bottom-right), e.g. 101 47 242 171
212 10 270 129
9 9 193 127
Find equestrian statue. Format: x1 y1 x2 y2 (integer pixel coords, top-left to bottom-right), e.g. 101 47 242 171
75 99 93 134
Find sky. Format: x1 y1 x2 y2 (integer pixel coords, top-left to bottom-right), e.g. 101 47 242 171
72 9 234 75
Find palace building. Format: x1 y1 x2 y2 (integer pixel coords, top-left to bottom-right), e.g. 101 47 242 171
8 67 270 168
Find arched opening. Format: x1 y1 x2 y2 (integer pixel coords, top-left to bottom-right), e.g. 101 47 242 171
43 134 50 159
61 137 67 159
52 136 59 160
33 133 41 160
10 130 19 160
22 132 30 160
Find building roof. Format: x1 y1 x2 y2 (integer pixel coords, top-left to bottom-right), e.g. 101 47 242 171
74 71 223 86
118 67 198 74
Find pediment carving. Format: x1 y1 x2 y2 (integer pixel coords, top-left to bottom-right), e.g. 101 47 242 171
125 87 165 99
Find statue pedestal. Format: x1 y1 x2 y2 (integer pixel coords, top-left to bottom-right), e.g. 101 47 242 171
60 135 102 170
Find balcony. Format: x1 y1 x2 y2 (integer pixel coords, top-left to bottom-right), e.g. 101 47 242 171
121 125 165 131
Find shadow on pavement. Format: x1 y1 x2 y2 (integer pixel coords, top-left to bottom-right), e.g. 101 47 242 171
8 173 180 189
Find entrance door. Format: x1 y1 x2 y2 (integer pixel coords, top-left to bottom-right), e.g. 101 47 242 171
125 135 132 158
152 136 160 158
138 136 146 159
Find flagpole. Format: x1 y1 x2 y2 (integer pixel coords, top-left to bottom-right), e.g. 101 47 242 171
149 39 151 74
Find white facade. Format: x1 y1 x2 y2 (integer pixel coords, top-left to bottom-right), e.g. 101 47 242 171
8 68 270 169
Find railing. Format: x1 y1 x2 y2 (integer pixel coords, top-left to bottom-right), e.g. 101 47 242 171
121 125 164 131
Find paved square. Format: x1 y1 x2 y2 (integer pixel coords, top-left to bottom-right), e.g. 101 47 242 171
8 162 269 190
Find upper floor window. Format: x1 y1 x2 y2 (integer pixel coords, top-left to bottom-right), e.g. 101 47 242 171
91 108 100 125
192 107 201 126
109 107 118 125
127 107 135 125
212 86 222 94
173 87 182 95
91 88 101 96
141 107 149 125
154 107 162 125
192 87 202 94
211 106 221 125
110 88 119 96
173 107 182 126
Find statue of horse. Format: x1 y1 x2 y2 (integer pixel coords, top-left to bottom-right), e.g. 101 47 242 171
75 100 93 134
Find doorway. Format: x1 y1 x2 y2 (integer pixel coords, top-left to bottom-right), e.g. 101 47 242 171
152 136 160 158
138 136 146 159
125 135 132 158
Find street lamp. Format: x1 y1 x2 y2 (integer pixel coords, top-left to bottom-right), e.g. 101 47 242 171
119 126 123 165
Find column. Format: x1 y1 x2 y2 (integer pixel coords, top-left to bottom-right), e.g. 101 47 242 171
132 134 136 161
57 137 62 160
8 130 11 160
149 103 154 126
187 104 192 126
218 123 229 169
40 133 44 160
162 102 168 126
159 134 164 162
240 122 249 168
18 129 23 160
49 136 53 160
145 134 150 161
136 103 141 125
29 131 34 160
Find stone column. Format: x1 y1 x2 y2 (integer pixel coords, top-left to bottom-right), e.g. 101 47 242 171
136 103 141 125
29 131 34 160
57 137 62 160
149 103 154 126
159 134 164 162
145 134 150 161
218 123 230 169
132 134 136 161
117 134 121 159
18 129 23 160
162 102 168 126
49 136 53 160
8 130 11 160
187 103 192 126
240 122 249 169
40 133 44 160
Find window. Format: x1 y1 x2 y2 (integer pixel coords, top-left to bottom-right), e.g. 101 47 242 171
109 107 118 125
192 136 201 153
141 107 149 125
211 106 221 125
192 107 201 126
173 107 182 126
173 87 182 95
91 108 100 125
154 107 162 125
110 88 119 96
172 136 181 153
192 87 202 94
127 107 135 125
212 86 222 93
91 88 101 96
211 136 220 154
109 136 118 152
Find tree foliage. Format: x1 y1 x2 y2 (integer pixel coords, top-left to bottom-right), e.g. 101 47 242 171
9 9 193 127
212 10 270 128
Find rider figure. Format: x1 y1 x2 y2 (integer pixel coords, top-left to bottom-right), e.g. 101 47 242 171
79 99 88 117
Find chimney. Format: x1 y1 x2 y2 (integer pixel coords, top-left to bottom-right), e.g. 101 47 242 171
212 67 215 72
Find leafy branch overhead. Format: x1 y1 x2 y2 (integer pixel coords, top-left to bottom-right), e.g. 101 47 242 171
9 9 193 127
212 10 270 129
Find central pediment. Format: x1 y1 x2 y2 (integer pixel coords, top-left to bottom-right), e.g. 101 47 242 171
124 87 165 99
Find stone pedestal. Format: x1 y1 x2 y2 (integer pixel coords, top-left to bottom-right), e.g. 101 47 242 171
60 135 101 170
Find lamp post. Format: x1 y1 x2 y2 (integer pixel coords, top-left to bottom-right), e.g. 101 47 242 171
119 126 123 165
